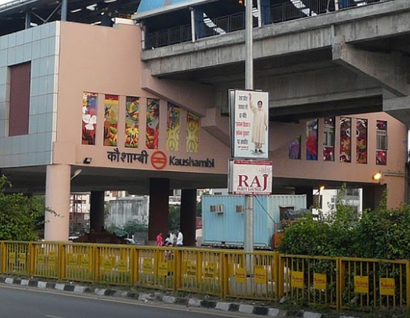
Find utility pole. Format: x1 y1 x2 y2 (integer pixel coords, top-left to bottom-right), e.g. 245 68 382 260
244 0 254 260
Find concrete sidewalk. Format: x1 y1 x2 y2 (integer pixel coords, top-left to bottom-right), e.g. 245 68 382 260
0 276 359 318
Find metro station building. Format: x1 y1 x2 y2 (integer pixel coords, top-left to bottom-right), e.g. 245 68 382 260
0 0 408 244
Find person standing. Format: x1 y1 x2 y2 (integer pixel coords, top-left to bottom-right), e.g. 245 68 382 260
156 232 163 246
249 93 268 154
169 231 176 246
176 230 183 247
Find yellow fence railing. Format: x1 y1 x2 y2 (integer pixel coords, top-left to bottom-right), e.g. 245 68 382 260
1 241 410 311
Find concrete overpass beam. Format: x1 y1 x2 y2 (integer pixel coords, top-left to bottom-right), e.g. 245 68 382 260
141 69 214 117
201 108 230 147
384 96 410 127
333 41 410 96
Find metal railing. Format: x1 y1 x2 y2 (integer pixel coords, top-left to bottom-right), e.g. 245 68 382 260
1 241 409 312
145 0 383 49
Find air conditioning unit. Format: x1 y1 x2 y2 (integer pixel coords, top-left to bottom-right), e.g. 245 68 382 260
235 205 245 213
210 204 224 213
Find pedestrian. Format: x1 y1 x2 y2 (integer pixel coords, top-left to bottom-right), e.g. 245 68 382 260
176 230 183 247
169 231 176 246
156 232 163 246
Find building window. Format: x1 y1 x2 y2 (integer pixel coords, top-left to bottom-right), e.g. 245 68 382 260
9 62 31 136
376 120 387 165
323 117 335 161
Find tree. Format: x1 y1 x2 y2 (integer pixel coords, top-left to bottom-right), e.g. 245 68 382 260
0 176 47 241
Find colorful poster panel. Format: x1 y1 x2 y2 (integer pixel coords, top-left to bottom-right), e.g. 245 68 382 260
376 120 387 165
146 99 160 149
356 118 367 164
289 136 301 160
82 92 98 145
340 117 351 163
306 119 318 160
103 94 119 147
323 117 335 162
186 112 200 153
166 103 180 152
125 96 140 148
229 90 269 159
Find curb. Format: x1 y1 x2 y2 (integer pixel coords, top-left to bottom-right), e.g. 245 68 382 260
1 277 360 318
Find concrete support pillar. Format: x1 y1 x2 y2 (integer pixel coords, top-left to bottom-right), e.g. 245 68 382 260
44 164 70 241
180 189 197 247
295 186 314 209
148 178 170 242
90 191 105 232
25 11 31 29
61 0 68 21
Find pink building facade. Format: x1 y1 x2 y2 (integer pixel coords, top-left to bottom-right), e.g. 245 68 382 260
0 20 407 242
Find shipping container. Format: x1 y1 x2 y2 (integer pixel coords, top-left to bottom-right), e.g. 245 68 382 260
202 194 307 248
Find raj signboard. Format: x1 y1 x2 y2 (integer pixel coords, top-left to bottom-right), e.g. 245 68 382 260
228 160 273 195
229 89 269 159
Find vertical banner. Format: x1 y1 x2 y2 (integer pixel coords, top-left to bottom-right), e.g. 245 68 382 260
229 89 269 159
306 119 318 160
125 96 140 148
289 136 301 160
356 118 367 164
103 94 119 147
166 102 180 151
186 112 199 153
323 117 335 161
146 98 160 149
376 120 387 165
82 92 98 145
339 117 351 163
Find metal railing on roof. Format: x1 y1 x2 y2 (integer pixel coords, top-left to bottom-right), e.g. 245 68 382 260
144 0 382 49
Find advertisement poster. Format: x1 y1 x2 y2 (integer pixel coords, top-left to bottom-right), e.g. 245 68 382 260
229 90 269 159
166 102 180 152
82 92 98 145
228 159 272 195
125 96 140 148
103 94 119 147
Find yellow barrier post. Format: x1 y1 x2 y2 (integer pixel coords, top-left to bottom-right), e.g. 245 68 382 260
407 260 410 311
175 249 182 291
58 243 64 280
0 242 4 274
222 252 228 299
273 252 279 301
28 242 34 277
93 245 99 283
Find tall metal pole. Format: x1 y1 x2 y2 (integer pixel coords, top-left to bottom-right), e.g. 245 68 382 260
244 0 254 260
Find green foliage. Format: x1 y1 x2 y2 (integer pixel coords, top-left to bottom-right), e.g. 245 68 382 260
0 176 47 241
107 220 148 237
168 205 180 232
278 185 410 260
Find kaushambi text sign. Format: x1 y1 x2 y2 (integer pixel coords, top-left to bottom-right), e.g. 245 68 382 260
229 89 269 159
228 160 273 195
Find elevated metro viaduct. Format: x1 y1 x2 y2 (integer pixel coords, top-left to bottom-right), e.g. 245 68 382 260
0 0 408 244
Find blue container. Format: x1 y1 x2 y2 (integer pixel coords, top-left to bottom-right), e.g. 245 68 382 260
202 195 306 248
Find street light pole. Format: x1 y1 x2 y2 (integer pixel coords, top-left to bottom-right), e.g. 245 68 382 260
244 0 254 258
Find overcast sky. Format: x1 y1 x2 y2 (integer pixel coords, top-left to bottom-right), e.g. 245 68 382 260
0 0 12 4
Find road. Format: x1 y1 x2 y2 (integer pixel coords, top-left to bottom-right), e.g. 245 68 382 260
0 284 253 318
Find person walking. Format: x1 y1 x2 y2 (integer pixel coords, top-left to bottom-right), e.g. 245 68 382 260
156 232 163 246
176 230 183 247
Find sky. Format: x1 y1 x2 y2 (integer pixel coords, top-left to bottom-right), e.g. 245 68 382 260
0 0 12 4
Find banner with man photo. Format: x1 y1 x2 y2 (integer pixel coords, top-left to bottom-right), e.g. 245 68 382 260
229 90 269 159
